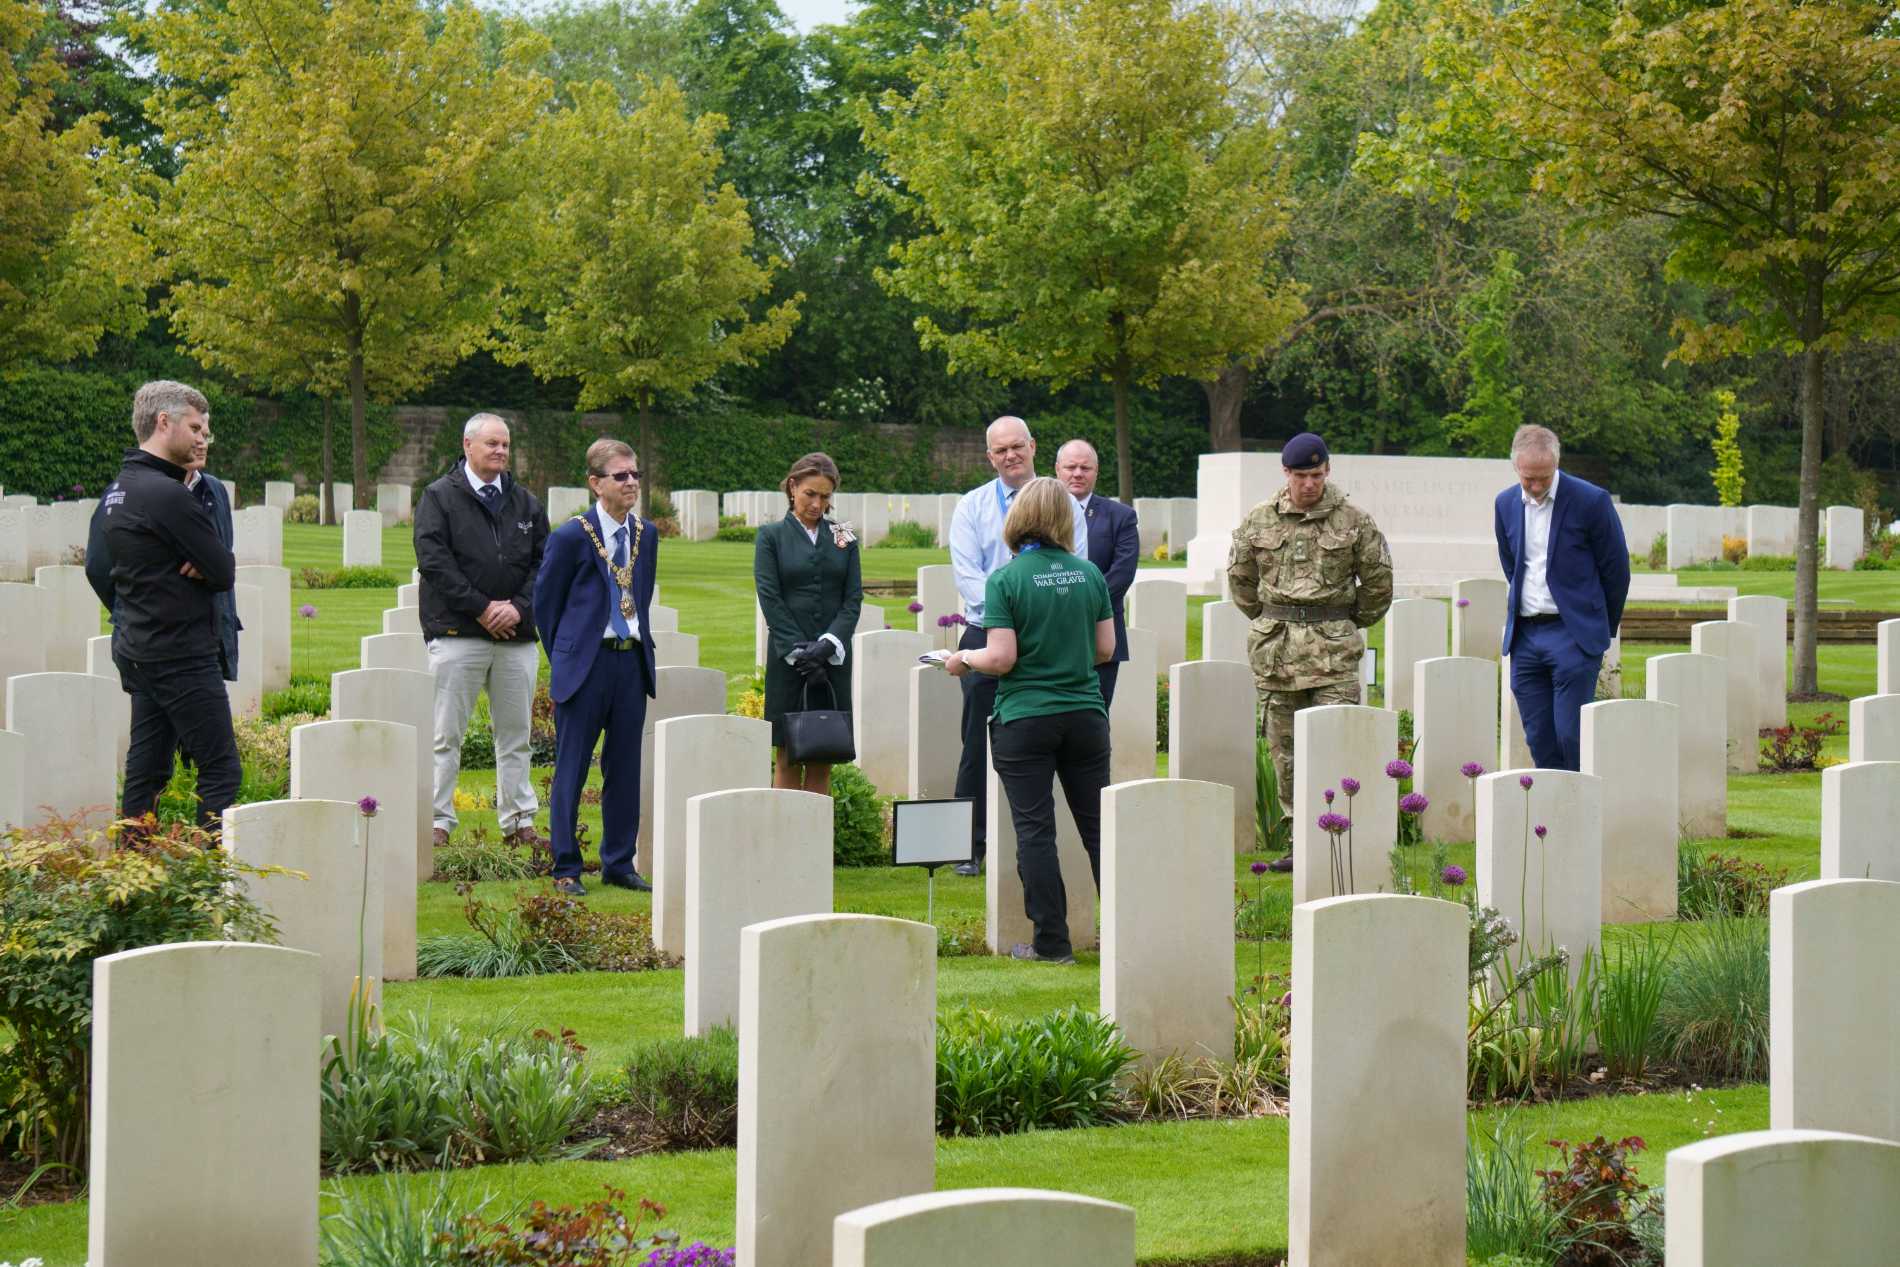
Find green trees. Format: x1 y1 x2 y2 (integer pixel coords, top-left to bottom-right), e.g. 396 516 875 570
142 0 550 507
491 77 799 486
0 0 154 369
866 0 1302 498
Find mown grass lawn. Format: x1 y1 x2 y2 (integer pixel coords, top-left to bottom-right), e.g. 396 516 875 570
7 532 1884 1264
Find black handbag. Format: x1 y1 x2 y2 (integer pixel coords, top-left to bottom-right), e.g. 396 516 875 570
783 675 856 765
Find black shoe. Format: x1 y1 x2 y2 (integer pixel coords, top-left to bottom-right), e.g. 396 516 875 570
1008 942 1075 965
601 870 652 892
1265 853 1294 873
953 861 983 878
553 876 586 896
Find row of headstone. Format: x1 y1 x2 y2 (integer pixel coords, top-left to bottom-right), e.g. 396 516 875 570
1662 502 1863 568
1129 496 1198 556
673 488 718 541
0 499 96 579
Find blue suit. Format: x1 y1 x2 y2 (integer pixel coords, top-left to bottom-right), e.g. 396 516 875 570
1080 495 1139 704
534 507 659 880
1494 472 1629 770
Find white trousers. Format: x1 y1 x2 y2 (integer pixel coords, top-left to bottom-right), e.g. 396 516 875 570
428 635 540 833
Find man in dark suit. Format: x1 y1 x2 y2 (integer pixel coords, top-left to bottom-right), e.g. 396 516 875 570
533 438 659 896
1494 424 1630 771
1055 439 1139 706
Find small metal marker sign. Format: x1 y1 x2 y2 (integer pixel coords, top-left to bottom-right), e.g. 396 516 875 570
891 798 974 924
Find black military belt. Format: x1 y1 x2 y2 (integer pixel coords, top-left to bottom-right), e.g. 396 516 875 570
601 637 642 652
1259 602 1353 623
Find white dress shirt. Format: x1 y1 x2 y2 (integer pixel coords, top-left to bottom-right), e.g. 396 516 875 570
948 477 1090 622
1518 469 1561 617
595 499 644 640
465 465 501 498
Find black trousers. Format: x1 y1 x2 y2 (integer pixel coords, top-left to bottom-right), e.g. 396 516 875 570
953 624 999 861
115 651 242 834
989 708 1110 959
1095 660 1120 709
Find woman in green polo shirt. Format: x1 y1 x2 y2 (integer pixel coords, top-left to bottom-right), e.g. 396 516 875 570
946 477 1114 963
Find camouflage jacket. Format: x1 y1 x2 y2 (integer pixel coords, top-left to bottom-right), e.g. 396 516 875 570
1227 484 1394 690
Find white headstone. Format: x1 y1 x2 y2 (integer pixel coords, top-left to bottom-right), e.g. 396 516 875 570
985 755 1097 953
546 486 589 522
1882 619 1900 696
1108 625 1158 786
907 665 962 800
935 494 962 551
5 671 119 827
381 604 422 636
1667 503 1718 568
1165 498 1197 556
1746 504 1797 558
88 942 319 1267
1168 659 1255 853
855 601 885 635
1200 599 1249 663
0 727 26 831
1849 693 1900 763
232 504 284 568
1476 769 1602 984
1383 598 1447 714
1771 879 1900 1141
653 715 772 959
739 914 935 1267
224 583 263 718
1498 655 1533 771
290 718 419 981
652 629 700 668
322 481 355 525
857 495 890 548
641 665 729 849
263 481 294 512
1291 704 1399 904
1414 656 1497 843
915 564 959 638
375 482 412 527
1824 505 1865 569
647 602 681 633
1582 699 1680 922
224 798 383 1043
1101 778 1234 1064
0 508 27 580
331 668 434 882
1664 1130 1900 1266
1126 575 1187 670
361 631 431 674
1728 594 1788 728
21 504 55 571
1290 894 1465 1267
0 581 47 729
1821 760 1900 882
1691 620 1761 772
1646 652 1727 838
1451 577 1507 661
341 509 383 567
393 581 418 609
86 634 130 767
234 564 292 693
686 788 834 1036
1133 498 1167 557
851 629 930 798
36 563 99 671
833 1189 1135 1267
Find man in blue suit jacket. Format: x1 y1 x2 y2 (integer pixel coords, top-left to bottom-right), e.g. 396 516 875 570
534 438 659 895
1494 424 1630 771
1056 439 1139 706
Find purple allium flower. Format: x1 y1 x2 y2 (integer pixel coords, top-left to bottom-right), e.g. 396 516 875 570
1278 989 1293 1009
1316 811 1351 834
1534 824 1548 840
1455 597 1470 608
1340 776 1361 796
1399 791 1429 815
1324 787 1335 804
951 613 968 625
643 1245 736 1267
1441 863 1468 887
1519 774 1534 790
1461 761 1485 779
1385 759 1412 780
936 614 953 628
357 795 379 817
907 601 924 613
71 482 85 495
299 603 318 619
1250 861 1269 876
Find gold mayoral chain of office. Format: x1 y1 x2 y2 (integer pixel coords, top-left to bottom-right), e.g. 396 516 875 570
580 514 640 619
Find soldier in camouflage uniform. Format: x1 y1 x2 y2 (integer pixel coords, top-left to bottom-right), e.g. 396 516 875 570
1227 432 1394 871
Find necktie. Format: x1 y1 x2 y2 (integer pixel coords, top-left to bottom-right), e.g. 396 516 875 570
479 484 500 511
609 525 632 639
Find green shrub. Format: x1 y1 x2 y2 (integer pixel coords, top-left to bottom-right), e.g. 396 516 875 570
441 1186 682 1263
264 679 330 720
1678 844 1785 920
234 712 313 802
418 885 675 978
830 763 888 867
936 1007 1137 1136
1646 532 1668 570
1740 553 1795 570
622 1028 741 1150
301 565 401 589
1235 881 1291 941
715 515 758 542
1255 734 1289 854
1467 1119 1577 1267
320 1016 598 1173
459 722 497 771
0 819 280 1167
287 493 321 524
1657 915 1770 1081
1598 928 1672 1081
433 830 537 883
936 915 990 957
873 521 937 548
319 1174 478 1267
1155 676 1170 752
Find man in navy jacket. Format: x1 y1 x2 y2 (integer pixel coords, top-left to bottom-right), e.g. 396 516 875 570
1494 424 1630 771
534 438 659 895
1055 439 1139 706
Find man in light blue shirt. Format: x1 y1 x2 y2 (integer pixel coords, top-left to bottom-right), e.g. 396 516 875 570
947 415 1089 875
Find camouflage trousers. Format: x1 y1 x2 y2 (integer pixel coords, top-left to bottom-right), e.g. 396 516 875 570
1261 680 1363 825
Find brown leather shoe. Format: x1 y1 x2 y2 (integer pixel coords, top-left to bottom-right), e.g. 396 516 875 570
432 827 450 848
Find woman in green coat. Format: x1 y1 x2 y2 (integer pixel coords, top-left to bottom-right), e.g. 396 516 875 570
754 452 864 792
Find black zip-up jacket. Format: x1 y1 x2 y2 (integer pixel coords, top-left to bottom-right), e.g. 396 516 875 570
88 468 242 681
96 448 236 663
412 461 549 641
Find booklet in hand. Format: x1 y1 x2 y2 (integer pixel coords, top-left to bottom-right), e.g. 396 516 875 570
917 649 953 668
